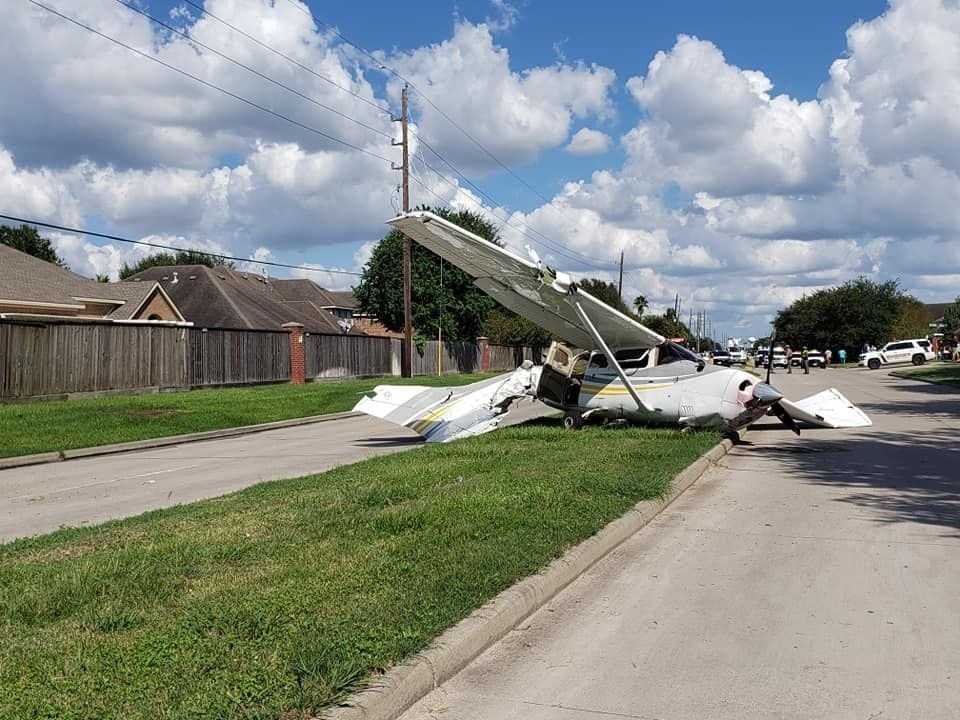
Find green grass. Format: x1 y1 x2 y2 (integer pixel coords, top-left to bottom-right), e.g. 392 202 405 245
0 422 720 719
890 362 960 386
0 374 495 458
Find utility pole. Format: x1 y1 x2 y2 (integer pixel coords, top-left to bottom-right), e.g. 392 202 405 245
617 251 624 304
392 84 412 377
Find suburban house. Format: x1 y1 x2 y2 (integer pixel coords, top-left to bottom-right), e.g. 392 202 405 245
125 264 366 335
0 243 185 323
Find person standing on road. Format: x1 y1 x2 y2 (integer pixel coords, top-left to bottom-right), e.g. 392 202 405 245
825 348 832 367
801 346 810 374
786 345 793 374
838 347 847 365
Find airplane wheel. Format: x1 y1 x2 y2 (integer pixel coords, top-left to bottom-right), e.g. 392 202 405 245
868 358 880 370
562 411 584 430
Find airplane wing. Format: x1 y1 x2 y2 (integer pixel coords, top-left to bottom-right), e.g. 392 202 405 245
389 211 665 352
780 388 872 428
353 364 541 442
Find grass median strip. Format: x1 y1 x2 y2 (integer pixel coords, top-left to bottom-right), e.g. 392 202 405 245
0 374 495 458
0 421 720 720
890 363 960 387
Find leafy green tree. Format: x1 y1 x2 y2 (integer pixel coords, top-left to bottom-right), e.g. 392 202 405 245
774 277 908 354
577 278 632 315
0 224 68 268
891 296 933 340
119 250 233 279
354 207 499 341
482 308 552 345
642 307 692 342
633 294 647 318
943 296 960 331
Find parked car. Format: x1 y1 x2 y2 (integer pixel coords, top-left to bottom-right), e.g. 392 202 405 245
756 347 788 369
711 349 733 366
859 339 935 370
727 346 747 365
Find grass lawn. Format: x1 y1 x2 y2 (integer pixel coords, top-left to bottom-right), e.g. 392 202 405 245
0 421 720 720
890 362 960 387
0 374 495 458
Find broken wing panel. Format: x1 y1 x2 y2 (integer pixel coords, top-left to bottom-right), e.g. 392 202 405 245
780 388 872 428
353 367 540 442
389 212 664 352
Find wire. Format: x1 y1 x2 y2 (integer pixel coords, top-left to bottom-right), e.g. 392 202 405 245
28 0 396 165
278 0 557 207
177 0 393 116
0 214 363 277
412 131 617 270
114 0 393 141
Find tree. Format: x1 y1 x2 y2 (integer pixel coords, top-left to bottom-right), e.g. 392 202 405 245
354 207 499 342
891 296 933 340
577 278 632 316
774 277 907 354
633 294 647 318
119 250 233 279
943 296 960 331
482 308 552 346
0 224 68 268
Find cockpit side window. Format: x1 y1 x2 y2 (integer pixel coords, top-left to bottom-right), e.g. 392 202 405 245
588 353 608 369
657 341 699 365
614 348 651 369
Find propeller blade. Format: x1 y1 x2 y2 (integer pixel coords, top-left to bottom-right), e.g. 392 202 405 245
771 401 801 436
765 330 777 384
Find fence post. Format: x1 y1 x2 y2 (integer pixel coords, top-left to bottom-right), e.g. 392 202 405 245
476 336 490 372
282 322 305 384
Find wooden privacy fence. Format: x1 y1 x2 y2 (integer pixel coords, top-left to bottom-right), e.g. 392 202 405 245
304 333 395 379
189 328 289 387
0 319 545 400
0 320 189 399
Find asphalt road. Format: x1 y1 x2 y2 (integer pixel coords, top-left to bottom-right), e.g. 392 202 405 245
396 367 960 720
0 398 553 543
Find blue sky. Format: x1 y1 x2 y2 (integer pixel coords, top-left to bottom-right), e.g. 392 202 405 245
1 0 957 342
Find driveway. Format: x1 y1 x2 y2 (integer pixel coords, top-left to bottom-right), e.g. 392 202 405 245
0 399 553 543
396 367 960 720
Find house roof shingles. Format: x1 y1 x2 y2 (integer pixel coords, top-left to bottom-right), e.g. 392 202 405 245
0 243 176 320
126 265 359 334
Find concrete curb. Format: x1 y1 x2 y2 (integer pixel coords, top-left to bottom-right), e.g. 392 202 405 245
0 412 363 470
323 435 739 720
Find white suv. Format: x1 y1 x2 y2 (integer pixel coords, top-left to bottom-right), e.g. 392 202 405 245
859 339 935 370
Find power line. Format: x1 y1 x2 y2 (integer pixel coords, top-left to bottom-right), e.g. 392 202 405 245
277 0 557 206
114 0 393 142
177 0 393 117
411 131 617 270
0 214 363 277
29 0 396 165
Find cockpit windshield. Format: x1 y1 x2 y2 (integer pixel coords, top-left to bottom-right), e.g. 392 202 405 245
657 341 700 365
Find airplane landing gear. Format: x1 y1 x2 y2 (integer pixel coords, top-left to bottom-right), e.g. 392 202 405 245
562 411 584 430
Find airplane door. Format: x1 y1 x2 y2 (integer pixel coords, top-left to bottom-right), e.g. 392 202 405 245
536 342 578 407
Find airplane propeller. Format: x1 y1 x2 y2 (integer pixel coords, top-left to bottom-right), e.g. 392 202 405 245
751 380 801 436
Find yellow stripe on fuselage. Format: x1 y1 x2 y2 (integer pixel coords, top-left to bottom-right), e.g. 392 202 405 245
579 380 671 399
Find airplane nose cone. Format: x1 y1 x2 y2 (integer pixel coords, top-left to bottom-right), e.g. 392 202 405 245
752 382 783 405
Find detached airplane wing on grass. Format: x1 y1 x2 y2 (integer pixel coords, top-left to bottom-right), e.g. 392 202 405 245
389 211 665 353
780 389 872 428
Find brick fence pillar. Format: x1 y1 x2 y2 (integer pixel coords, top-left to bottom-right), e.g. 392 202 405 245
283 322 306 384
476 336 490 373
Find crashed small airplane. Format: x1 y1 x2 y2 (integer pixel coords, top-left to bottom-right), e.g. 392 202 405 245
354 211 871 442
